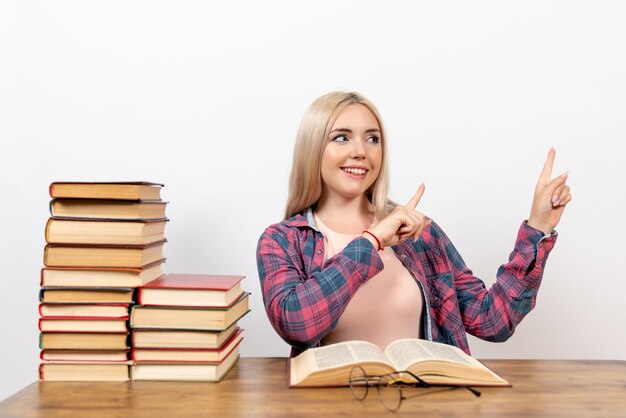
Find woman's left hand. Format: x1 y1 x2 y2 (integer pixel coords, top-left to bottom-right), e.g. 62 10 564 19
527 148 572 235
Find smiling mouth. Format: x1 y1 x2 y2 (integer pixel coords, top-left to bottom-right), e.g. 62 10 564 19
342 167 368 175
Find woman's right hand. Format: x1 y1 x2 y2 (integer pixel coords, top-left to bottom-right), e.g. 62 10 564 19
363 183 431 249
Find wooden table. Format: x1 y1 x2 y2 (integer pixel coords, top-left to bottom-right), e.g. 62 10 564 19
1 358 625 417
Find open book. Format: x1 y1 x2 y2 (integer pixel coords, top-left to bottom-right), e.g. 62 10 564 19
289 339 510 387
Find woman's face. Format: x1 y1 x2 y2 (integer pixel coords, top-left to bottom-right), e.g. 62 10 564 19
320 104 382 202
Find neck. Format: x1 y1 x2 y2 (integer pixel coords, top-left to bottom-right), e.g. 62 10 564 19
315 193 374 234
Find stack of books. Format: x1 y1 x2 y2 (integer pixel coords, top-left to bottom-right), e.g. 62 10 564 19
129 273 249 382
39 182 167 381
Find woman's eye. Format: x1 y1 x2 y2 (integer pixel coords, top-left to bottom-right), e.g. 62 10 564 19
332 134 348 142
367 135 380 144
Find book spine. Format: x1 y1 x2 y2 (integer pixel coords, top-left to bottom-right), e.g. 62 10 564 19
49 199 55 216
215 354 239 383
39 363 45 380
39 333 43 349
136 288 143 305
44 218 53 243
222 336 243 360
129 305 137 327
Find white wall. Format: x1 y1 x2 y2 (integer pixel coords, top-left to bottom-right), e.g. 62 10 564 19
2 0 625 401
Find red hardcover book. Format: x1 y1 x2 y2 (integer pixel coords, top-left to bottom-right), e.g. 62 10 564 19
131 349 240 382
137 273 245 307
131 328 243 363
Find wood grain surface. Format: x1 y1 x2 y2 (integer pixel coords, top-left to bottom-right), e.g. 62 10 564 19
1 358 624 417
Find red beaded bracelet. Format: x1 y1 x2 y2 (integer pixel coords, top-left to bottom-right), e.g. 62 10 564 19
362 230 383 251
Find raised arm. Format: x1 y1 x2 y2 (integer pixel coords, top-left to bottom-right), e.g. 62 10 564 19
432 219 556 342
439 148 571 341
256 226 383 350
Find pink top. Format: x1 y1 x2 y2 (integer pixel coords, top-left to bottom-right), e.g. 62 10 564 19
314 213 424 350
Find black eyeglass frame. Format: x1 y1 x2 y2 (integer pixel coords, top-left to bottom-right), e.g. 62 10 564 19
349 365 481 412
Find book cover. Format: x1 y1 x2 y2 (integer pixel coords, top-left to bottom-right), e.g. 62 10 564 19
131 324 240 349
39 332 129 350
141 274 244 291
137 273 245 307
50 198 168 220
49 182 164 201
39 288 135 304
43 239 166 268
130 293 250 330
131 349 240 382
39 362 132 381
40 259 164 288
130 329 243 362
45 217 168 245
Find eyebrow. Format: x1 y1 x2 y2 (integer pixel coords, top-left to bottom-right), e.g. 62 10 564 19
329 128 381 134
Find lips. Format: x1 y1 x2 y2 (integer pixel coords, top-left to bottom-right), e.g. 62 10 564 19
341 167 368 175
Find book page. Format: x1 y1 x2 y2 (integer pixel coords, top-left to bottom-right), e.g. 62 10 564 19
385 339 478 371
309 341 390 372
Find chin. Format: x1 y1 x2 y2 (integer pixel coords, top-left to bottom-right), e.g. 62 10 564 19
341 188 370 199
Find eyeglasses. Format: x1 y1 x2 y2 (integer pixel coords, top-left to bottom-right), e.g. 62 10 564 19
349 366 481 412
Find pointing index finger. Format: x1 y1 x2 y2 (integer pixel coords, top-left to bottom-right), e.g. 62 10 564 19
539 147 556 184
405 183 425 209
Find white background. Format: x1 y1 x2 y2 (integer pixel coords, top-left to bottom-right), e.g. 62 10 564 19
1 0 625 402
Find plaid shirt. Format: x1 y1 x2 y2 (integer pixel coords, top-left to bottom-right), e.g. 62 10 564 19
257 208 557 356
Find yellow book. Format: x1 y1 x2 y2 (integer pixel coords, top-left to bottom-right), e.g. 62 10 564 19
132 324 240 349
49 182 163 200
40 260 164 288
130 293 250 331
50 198 167 220
40 362 131 381
45 218 167 245
43 240 166 268
40 332 129 350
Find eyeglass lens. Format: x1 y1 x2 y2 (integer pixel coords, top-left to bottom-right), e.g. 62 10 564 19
349 366 369 400
377 383 403 411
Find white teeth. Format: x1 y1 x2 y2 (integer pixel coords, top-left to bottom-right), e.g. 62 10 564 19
343 168 367 175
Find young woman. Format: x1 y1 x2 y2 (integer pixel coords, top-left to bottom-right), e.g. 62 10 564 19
257 91 571 357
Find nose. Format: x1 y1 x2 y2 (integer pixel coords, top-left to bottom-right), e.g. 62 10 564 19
350 138 366 159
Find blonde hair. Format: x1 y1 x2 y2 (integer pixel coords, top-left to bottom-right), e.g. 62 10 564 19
284 91 390 220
